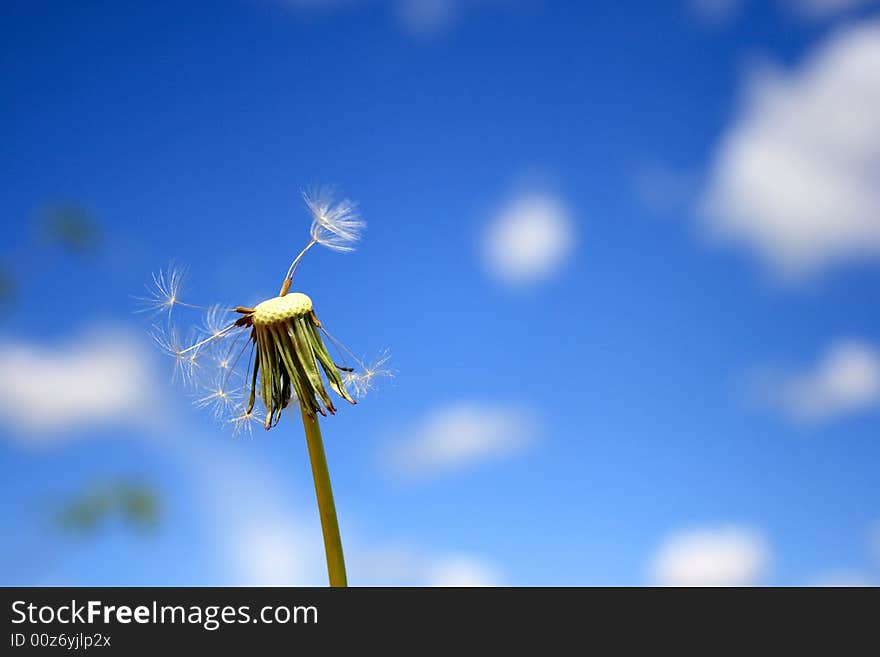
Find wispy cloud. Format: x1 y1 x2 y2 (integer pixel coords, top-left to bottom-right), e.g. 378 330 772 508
787 0 879 20
426 555 501 586
170 422 504 586
483 191 575 286
687 0 743 25
749 340 880 423
0 327 160 439
0 326 500 586
231 511 325 586
351 545 502 585
649 525 770 586
386 402 536 479
687 0 878 25
698 20 880 278
273 0 522 38
395 0 458 36
809 570 875 586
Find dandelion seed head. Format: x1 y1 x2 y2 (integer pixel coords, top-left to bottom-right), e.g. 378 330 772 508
303 187 365 253
252 292 313 326
141 186 381 432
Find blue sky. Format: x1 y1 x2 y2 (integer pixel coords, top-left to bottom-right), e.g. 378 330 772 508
1 0 879 586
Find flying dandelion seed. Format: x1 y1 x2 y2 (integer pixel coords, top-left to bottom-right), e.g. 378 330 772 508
304 187 365 252
229 406 266 437
202 303 233 340
343 348 394 399
149 322 194 384
135 265 188 316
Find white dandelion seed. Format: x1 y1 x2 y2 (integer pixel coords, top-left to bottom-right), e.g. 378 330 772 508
229 404 264 437
304 187 365 253
136 265 188 316
210 332 245 376
194 371 244 421
202 303 233 340
192 328 251 401
150 321 193 383
181 326 207 386
343 348 393 399
282 186 367 284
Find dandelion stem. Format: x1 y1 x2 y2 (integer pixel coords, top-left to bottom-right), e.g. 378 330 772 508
299 404 347 587
283 239 317 287
177 323 239 355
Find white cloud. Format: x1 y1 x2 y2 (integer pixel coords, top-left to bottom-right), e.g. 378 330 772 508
752 340 880 423
427 555 501 586
0 327 322 583
483 192 575 285
387 403 535 478
688 0 743 25
0 327 158 439
232 526 503 586
809 570 875 586
351 545 502 586
649 526 770 586
275 0 518 37
787 0 879 20
233 514 325 586
688 0 878 25
699 20 880 278
0 327 500 587
167 435 328 586
395 0 458 36
178 431 504 585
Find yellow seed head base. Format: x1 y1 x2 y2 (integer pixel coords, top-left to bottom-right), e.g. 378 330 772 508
253 292 313 326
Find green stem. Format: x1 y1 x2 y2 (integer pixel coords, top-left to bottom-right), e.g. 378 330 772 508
299 405 347 587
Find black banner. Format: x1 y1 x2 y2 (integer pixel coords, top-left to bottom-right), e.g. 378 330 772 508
1 587 875 652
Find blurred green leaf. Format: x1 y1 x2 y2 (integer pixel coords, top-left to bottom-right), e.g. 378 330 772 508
53 480 160 536
119 483 160 529
38 204 102 254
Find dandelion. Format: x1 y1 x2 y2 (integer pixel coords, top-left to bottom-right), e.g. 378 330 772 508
140 186 387 587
